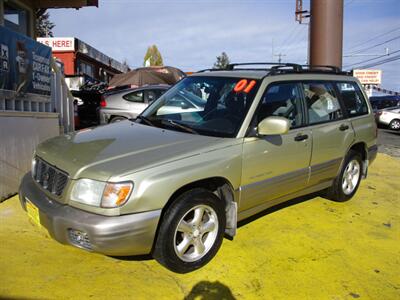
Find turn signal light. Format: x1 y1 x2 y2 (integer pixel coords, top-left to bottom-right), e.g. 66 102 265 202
101 182 133 208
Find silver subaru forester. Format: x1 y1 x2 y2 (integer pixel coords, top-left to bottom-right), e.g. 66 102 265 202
20 63 377 273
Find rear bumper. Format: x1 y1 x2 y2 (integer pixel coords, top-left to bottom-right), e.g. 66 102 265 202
19 172 161 256
98 109 137 124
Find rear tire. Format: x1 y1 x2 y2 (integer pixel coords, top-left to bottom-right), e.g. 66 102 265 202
153 188 226 273
110 116 126 123
325 150 363 202
389 119 400 130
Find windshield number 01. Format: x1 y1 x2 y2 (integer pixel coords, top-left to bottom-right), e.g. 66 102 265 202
234 79 256 93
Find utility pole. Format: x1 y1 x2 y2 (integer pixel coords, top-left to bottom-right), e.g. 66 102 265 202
274 53 286 64
309 0 344 69
295 0 310 24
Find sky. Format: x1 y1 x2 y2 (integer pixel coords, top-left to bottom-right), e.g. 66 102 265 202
49 0 400 92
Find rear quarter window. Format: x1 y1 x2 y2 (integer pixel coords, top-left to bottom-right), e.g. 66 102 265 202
123 91 144 103
336 82 368 117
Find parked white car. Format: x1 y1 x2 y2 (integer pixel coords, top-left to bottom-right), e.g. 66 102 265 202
376 107 400 130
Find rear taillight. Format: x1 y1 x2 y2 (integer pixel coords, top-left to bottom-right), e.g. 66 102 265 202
100 96 107 107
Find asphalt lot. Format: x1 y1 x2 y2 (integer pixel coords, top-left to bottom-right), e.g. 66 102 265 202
0 154 399 300
377 127 400 158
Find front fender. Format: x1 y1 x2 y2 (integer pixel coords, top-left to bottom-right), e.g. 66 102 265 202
119 143 243 215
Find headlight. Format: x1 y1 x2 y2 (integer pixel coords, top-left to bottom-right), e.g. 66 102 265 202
31 157 37 177
71 179 106 206
71 179 133 208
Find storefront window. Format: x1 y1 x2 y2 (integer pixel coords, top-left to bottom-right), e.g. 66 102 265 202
4 2 30 36
78 60 94 78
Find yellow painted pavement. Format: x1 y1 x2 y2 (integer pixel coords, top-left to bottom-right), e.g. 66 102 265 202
0 154 399 300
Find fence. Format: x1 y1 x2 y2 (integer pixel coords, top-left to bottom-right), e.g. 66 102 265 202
0 58 75 200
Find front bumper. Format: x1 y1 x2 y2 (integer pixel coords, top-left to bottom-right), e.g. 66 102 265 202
19 172 161 256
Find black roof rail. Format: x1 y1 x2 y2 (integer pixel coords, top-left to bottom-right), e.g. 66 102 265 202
269 63 303 73
301 65 342 73
227 62 302 71
196 68 220 73
195 63 352 76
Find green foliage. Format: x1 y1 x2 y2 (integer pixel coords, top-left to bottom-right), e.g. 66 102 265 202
143 45 164 67
213 52 230 69
36 10 55 37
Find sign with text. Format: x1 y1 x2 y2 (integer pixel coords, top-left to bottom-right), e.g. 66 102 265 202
0 26 51 95
353 69 382 85
37 37 75 52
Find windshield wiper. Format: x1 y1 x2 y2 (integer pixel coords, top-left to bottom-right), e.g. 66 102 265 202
162 119 199 135
136 115 155 127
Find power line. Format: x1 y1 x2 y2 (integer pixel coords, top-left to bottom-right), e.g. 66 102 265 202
345 26 400 52
344 0 356 7
344 49 400 68
355 54 400 69
277 25 303 54
347 35 400 55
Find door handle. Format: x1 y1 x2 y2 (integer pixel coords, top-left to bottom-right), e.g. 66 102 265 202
294 134 309 142
339 124 350 131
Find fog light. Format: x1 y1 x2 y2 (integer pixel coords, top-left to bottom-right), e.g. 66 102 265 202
68 229 92 250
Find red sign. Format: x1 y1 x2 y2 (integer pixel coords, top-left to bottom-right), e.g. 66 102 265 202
37 38 75 52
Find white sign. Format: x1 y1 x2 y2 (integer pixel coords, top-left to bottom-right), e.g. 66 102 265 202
353 69 382 85
37 37 75 52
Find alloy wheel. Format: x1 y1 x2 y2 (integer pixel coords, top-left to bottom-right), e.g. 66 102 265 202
173 205 219 262
342 159 361 195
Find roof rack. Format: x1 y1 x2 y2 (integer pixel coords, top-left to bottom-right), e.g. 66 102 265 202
226 62 302 71
196 62 350 76
196 63 301 74
301 65 342 73
196 68 220 73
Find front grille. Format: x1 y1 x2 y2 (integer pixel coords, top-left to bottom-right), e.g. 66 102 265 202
33 157 69 196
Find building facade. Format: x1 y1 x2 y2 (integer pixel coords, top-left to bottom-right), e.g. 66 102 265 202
37 37 128 90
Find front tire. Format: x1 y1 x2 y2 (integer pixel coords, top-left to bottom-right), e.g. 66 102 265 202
153 188 226 273
325 150 363 202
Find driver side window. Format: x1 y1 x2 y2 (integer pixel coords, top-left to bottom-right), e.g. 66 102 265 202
256 83 304 129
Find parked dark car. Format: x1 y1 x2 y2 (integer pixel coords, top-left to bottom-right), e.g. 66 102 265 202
369 95 400 111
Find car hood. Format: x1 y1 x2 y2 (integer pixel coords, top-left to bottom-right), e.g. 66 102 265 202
36 121 229 181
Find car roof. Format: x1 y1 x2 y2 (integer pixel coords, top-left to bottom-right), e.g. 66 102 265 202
104 84 170 96
191 70 356 81
192 70 269 79
191 63 356 81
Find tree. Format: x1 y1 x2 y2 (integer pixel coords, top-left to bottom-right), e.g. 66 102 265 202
143 45 164 67
36 10 55 37
213 52 230 69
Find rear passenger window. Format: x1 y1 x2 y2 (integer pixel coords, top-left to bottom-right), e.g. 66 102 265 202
302 82 343 124
123 91 144 103
337 82 368 117
256 83 304 129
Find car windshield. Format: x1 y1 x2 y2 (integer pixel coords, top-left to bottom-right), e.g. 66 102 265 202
140 76 260 137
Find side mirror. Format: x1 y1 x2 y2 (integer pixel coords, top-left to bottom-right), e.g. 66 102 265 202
257 116 290 136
